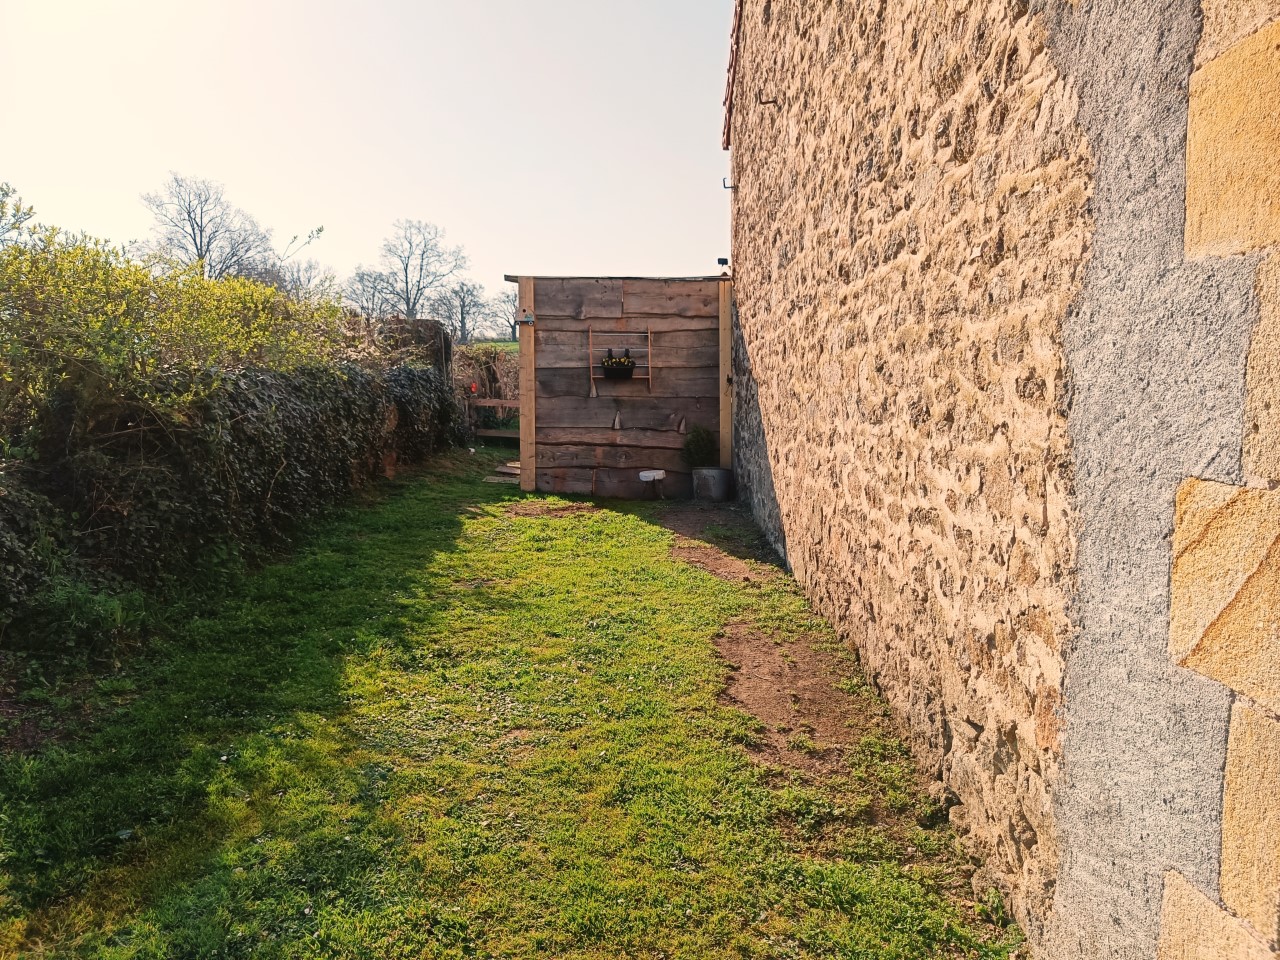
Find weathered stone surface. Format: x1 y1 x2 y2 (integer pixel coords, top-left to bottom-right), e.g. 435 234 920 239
1221 703 1280 945
1187 18 1280 258
727 0 1089 935
1171 479 1280 715
727 1 1268 956
1196 0 1280 67
1159 871 1276 960
1029 3 1257 956
1246 257 1280 485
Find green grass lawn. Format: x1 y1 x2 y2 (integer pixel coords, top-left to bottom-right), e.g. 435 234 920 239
0 454 1020 959
467 339 519 353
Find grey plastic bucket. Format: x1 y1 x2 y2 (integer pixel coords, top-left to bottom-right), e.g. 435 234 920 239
693 468 732 502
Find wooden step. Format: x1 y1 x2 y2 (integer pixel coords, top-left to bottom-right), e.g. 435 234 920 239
495 464 521 476
475 429 520 439
483 475 520 484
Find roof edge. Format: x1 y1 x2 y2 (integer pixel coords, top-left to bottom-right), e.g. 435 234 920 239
503 275 730 283
722 0 745 151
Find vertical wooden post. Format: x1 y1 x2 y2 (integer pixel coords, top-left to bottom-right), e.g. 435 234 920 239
518 276 537 492
718 279 734 470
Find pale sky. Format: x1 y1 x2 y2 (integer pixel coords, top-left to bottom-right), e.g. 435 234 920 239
3 1 734 294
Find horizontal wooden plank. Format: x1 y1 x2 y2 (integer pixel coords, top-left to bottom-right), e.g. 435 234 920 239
536 368 719 399
536 444 694 472
535 349 718 371
469 398 520 409
536 396 718 430
535 329 718 350
533 279 623 320
533 326 717 371
537 427 691 450
476 428 520 439
535 468 595 495
536 315 718 334
622 279 720 317
535 468 694 500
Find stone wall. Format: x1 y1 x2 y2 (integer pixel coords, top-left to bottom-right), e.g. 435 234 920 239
1154 7 1280 957
726 0 1091 939
726 0 1280 956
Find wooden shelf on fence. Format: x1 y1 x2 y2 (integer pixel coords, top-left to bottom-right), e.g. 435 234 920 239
588 327 652 395
476 428 520 439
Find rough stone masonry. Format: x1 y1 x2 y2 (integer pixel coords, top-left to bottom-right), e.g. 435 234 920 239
723 1 1280 957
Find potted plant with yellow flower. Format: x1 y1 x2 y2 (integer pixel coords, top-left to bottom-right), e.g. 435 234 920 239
601 348 636 380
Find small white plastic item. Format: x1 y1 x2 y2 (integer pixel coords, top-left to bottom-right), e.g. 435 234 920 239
638 470 666 482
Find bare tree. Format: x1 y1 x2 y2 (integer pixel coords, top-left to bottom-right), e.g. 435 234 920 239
257 257 335 301
344 267 392 323
495 287 519 340
379 219 466 319
142 173 274 279
0 183 34 247
428 280 498 345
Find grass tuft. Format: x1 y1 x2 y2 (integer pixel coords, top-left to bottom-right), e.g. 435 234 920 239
0 457 1021 958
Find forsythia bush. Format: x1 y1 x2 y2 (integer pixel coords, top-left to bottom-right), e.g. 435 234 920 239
0 230 459 649
0 230 344 434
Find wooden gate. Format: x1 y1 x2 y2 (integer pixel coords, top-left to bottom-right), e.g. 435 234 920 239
506 275 733 498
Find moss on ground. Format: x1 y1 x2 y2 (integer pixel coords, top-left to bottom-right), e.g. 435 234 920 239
0 453 1021 958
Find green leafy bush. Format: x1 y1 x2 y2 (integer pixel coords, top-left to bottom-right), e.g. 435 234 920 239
682 424 718 470
36 364 455 585
0 230 345 436
0 470 66 614
0 227 459 650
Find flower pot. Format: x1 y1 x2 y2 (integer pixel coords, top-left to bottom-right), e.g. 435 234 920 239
602 365 635 380
693 468 732 502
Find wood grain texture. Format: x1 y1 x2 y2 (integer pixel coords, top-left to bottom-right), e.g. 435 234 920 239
536 395 717 430
536 329 718 350
719 280 734 469
536 427 691 450
622 279 720 317
536 348 717 371
533 278 623 319
537 368 719 399
535 444 691 472
536 315 718 334
528 278 723 499
518 276 536 491
536 468 694 499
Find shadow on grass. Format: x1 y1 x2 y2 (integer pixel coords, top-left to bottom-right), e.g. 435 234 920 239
0 455 521 937
1 465 1021 959
622 498 788 574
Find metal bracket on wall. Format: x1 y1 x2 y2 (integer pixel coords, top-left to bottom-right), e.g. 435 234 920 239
723 178 737 191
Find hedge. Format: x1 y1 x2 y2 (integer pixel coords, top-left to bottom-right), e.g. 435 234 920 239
0 362 458 647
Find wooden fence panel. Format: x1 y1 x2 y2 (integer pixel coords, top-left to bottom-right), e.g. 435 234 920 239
517 277 729 499
536 395 717 431
533 279 623 320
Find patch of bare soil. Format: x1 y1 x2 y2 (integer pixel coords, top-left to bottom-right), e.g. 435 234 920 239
504 501 601 518
716 622 878 776
655 503 783 583
670 540 765 583
656 502 873 774
0 687 54 754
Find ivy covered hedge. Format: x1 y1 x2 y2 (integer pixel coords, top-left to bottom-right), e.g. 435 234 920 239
0 226 459 650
